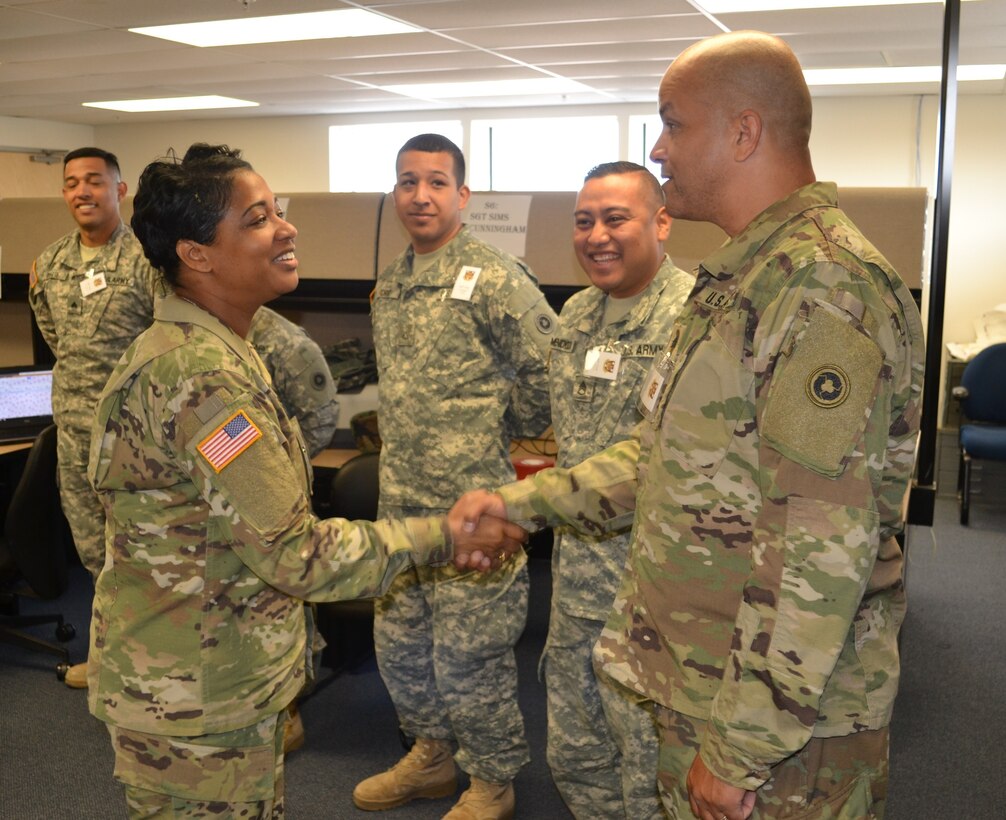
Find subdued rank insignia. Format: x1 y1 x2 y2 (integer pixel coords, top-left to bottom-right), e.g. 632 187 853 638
535 313 554 334
396 325 415 347
197 410 262 473
574 379 595 402
807 365 850 408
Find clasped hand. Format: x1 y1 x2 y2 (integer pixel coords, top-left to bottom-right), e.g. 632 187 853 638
447 490 521 571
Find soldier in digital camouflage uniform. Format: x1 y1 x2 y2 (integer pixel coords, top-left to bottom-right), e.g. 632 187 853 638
248 305 339 458
353 134 555 820
454 32 924 820
28 146 163 689
545 161 693 819
87 143 524 818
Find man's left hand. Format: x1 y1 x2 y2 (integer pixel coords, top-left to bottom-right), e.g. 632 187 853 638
686 753 755 820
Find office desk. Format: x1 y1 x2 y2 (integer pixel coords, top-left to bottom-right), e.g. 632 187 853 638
311 448 362 470
0 441 33 458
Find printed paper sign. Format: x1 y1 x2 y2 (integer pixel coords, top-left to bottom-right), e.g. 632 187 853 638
465 194 532 257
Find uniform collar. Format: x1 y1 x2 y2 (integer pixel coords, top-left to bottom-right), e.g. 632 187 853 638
401 225 476 287
156 291 259 369
698 181 838 285
568 255 677 337
63 221 130 272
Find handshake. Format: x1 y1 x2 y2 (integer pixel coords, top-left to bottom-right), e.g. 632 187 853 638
445 490 526 572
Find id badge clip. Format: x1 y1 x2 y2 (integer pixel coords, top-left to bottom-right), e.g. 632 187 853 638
80 267 107 297
583 346 621 381
451 266 482 301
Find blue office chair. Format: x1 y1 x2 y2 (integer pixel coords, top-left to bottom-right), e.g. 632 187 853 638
0 425 76 679
953 342 1006 525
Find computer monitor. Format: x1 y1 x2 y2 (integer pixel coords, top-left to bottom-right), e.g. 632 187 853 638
0 366 54 443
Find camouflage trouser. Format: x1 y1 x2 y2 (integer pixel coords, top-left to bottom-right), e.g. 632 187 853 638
56 428 106 578
543 606 662 819
373 510 530 784
108 712 285 819
655 707 889 819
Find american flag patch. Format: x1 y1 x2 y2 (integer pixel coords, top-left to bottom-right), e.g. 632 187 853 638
197 410 262 473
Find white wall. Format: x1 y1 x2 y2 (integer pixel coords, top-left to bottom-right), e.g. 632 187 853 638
0 114 93 156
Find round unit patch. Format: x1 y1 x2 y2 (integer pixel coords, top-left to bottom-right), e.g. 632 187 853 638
807 365 850 408
535 313 554 334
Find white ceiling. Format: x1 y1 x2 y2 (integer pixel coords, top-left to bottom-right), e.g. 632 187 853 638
0 0 1004 126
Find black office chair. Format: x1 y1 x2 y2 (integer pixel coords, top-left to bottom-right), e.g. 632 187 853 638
952 342 1006 525
0 424 76 680
316 451 381 675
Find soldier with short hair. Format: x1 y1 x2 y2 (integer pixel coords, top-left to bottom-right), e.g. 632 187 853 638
88 143 524 818
452 31 924 820
353 134 556 820
544 161 693 819
29 146 163 689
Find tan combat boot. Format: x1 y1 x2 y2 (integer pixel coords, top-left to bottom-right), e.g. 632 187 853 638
282 702 305 755
63 661 88 689
442 777 515 820
353 738 457 811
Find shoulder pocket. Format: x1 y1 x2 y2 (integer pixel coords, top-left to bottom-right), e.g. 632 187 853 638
187 396 305 541
762 303 883 477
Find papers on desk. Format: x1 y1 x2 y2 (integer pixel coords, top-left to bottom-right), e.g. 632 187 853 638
947 304 1006 361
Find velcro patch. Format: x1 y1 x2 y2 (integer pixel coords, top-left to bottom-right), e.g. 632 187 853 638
197 409 262 473
762 307 883 476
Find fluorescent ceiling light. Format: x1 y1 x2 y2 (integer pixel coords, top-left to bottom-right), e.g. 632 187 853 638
130 9 419 48
698 0 974 10
381 78 595 101
804 64 1006 86
83 95 258 113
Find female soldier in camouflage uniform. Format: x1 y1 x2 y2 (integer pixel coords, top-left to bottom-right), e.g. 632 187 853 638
86 143 524 818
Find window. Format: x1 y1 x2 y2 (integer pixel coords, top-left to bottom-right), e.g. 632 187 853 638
468 116 618 191
627 114 664 177
328 120 464 191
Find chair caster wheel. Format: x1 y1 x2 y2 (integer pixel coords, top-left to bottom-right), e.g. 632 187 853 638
56 662 69 682
57 622 76 642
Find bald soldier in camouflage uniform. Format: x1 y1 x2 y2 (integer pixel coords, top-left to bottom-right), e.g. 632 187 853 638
545 162 693 819
29 147 162 688
454 32 924 820
248 305 339 457
354 134 555 819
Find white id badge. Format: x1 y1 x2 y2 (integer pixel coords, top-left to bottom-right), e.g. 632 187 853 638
80 272 107 297
583 347 621 381
451 266 482 301
639 367 665 415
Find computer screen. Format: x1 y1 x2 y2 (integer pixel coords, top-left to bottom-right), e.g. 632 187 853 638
0 367 54 442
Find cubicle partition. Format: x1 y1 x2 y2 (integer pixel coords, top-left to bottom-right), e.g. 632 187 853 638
0 186 927 370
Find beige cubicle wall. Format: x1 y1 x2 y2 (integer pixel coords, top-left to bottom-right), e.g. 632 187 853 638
0 193 382 281
377 187 926 290
280 192 384 281
0 197 77 274
377 191 589 287
0 187 926 287
0 186 928 369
